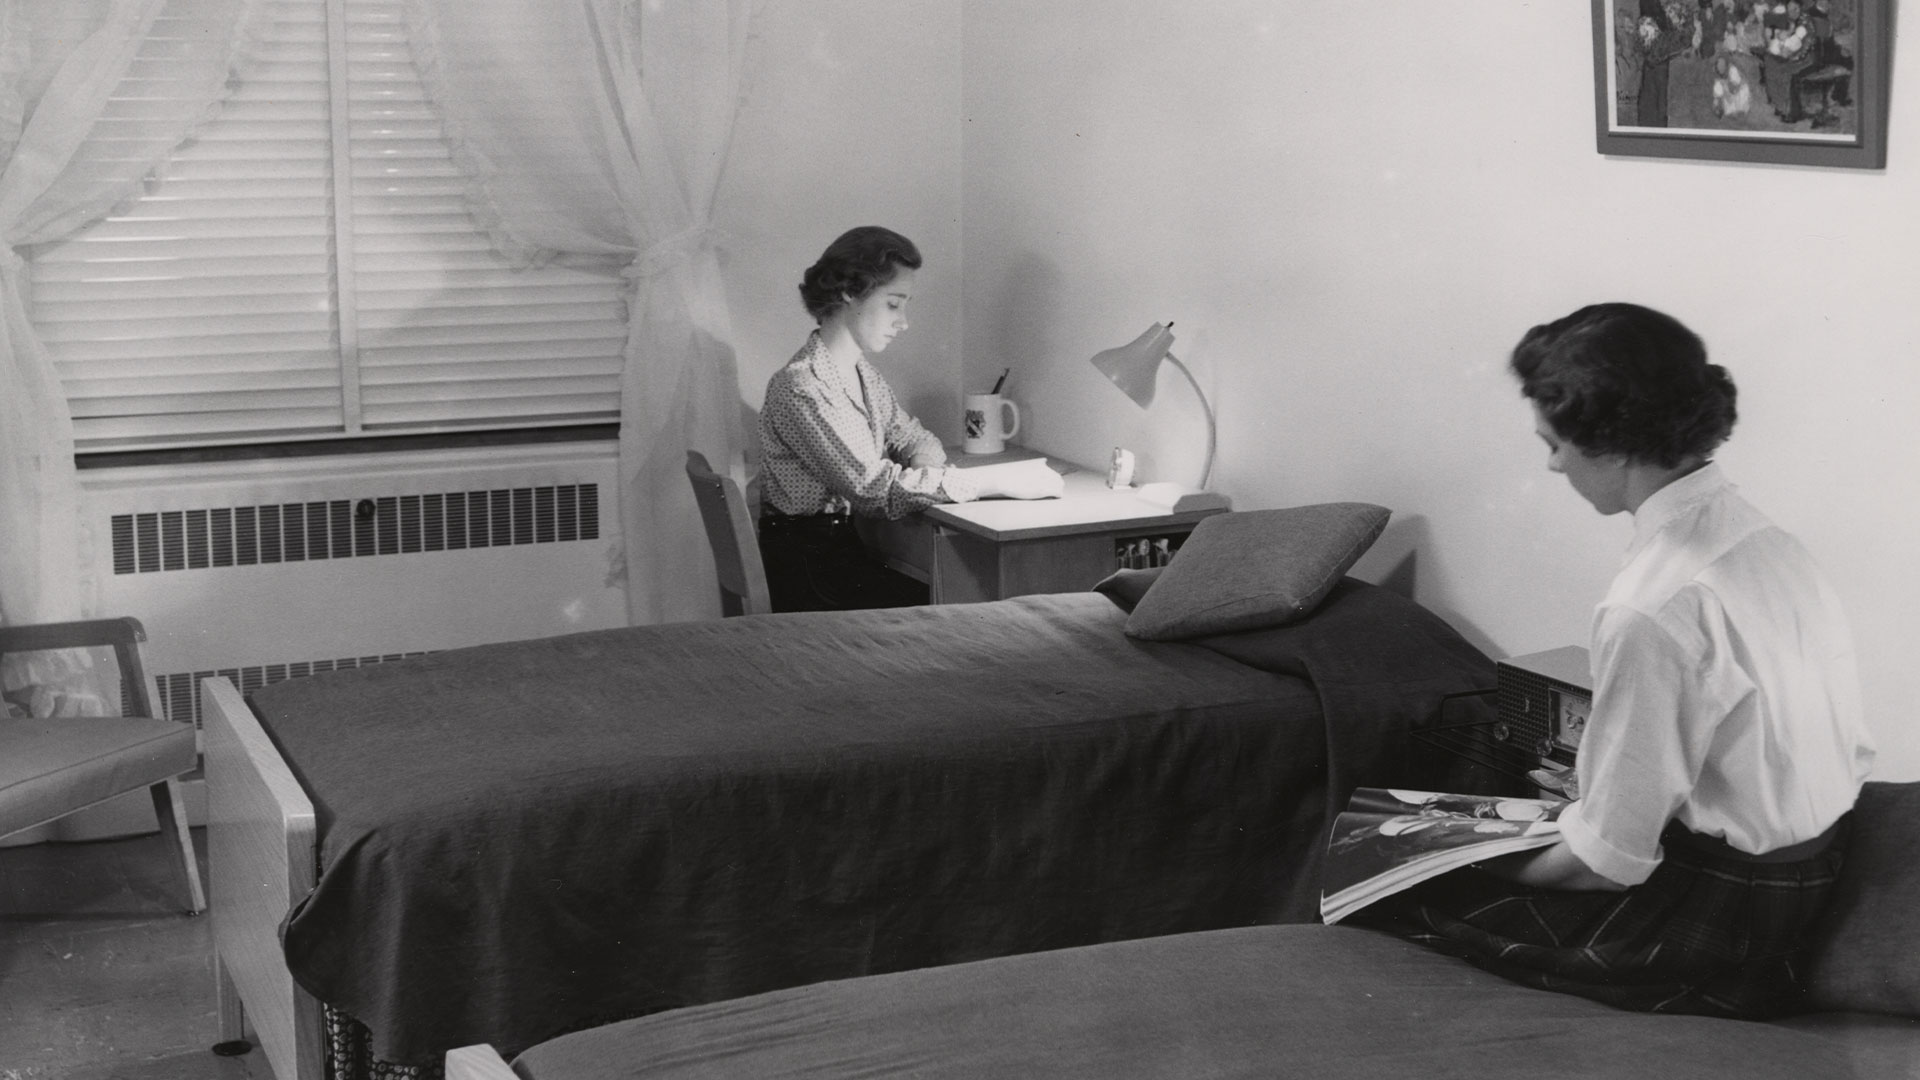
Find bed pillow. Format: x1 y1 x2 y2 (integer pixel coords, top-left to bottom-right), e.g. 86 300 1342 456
1803 780 1920 1017
1091 566 1163 612
1122 503 1391 642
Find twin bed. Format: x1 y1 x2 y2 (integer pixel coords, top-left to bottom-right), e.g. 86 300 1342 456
453 778 1920 1079
204 503 1498 1080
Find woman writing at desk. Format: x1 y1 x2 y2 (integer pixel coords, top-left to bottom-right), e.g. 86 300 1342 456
758 226 1060 612
1368 302 1874 1018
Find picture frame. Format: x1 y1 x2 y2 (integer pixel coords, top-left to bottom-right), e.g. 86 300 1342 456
1591 0 1892 168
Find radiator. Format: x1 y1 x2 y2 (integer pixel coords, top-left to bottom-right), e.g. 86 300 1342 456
79 443 629 733
0 443 627 841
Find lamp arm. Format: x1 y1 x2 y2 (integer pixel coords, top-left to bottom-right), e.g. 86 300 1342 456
1163 352 1217 489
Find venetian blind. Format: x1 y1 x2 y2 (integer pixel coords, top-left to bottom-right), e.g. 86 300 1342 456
29 0 630 452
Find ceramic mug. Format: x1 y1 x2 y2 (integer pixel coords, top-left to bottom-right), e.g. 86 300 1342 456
963 393 1021 455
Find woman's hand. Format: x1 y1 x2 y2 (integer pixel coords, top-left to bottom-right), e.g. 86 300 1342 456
960 458 1065 500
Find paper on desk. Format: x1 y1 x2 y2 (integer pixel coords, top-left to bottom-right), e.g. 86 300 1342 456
951 456 1065 499
950 456 1060 482
936 489 1186 533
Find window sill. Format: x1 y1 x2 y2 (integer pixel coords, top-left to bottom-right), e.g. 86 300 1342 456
75 424 619 471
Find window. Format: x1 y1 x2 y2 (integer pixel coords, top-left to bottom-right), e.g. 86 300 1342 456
30 0 630 453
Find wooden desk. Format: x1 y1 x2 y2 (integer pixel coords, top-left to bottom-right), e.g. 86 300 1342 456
861 451 1228 604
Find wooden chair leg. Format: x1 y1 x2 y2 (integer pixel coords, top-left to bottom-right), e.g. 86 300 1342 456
150 779 207 914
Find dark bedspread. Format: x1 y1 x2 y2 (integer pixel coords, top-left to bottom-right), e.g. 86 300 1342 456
251 582 1490 1062
510 925 1865 1080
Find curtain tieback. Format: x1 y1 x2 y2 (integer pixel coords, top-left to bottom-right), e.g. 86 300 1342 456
629 223 724 281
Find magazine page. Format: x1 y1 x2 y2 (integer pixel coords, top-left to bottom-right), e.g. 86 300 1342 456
1320 788 1566 925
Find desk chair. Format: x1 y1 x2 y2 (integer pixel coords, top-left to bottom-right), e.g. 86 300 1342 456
685 450 772 616
0 617 207 913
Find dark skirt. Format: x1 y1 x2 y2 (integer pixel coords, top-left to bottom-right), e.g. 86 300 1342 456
757 511 928 613
1359 819 1849 1019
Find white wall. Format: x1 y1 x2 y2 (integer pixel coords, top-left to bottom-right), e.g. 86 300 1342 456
960 3 1920 778
718 1 966 458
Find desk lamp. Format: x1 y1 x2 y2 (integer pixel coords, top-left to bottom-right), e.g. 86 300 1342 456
1089 322 1218 489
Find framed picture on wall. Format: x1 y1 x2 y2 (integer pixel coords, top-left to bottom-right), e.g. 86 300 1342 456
1591 0 1891 168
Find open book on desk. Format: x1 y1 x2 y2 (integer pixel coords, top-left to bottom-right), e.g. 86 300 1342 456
1319 787 1567 925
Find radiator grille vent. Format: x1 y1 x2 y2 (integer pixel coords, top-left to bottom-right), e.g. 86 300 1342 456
110 484 599 575
143 653 433 729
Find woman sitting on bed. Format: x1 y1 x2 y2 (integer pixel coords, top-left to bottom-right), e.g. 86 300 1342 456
1367 301 1875 1018
757 226 1061 612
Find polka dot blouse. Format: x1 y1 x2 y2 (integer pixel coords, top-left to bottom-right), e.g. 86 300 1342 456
758 333 978 520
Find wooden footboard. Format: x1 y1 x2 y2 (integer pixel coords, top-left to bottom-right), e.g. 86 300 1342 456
445 1045 519 1080
202 675 324 1080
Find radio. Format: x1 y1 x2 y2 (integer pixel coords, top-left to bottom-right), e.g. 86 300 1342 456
1497 645 1590 797
1414 645 1591 795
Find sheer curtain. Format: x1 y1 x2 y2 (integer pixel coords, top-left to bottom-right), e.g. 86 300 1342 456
0 0 256 712
405 0 760 625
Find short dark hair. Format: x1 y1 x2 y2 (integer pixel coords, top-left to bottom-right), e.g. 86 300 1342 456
1510 302 1737 468
798 226 923 322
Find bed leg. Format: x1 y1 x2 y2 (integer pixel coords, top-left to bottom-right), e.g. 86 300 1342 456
215 953 248 1044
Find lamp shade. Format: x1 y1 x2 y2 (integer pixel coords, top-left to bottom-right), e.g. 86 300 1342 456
1090 323 1176 409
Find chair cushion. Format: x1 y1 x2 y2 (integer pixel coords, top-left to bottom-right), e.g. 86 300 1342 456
0 717 197 838
1803 780 1920 1017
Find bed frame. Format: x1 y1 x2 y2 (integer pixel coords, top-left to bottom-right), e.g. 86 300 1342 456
445 1045 518 1080
202 675 325 1080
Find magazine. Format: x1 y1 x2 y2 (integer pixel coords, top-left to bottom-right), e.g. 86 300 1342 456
1319 788 1567 925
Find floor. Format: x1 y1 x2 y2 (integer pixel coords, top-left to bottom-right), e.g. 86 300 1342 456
0 828 271 1079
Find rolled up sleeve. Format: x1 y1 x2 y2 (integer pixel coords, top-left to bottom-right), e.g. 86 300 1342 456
1563 605 1723 886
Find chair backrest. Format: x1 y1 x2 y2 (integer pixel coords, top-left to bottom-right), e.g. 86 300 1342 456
0 616 158 718
685 450 772 616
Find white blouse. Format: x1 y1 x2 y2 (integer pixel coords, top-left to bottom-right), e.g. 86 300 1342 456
1558 464 1875 886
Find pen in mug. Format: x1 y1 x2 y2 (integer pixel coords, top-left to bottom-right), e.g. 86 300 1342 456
990 368 1009 395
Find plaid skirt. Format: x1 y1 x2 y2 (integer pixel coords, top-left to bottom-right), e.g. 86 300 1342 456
1360 818 1849 1019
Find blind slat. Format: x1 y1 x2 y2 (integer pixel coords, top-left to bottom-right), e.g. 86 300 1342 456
358 339 627 367
57 352 342 379
69 388 344 416
358 321 626 349
362 397 619 426
79 410 347 441
363 355 624 381
48 332 339 362
365 377 620 403
36 307 337 335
